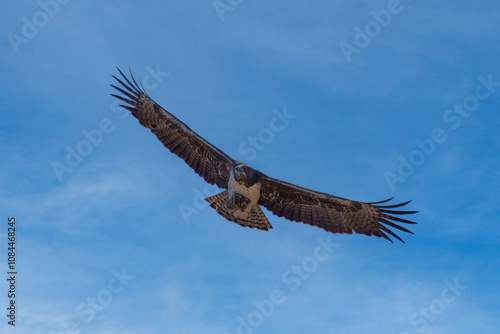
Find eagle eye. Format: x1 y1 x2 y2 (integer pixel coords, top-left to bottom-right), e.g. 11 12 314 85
244 167 248 171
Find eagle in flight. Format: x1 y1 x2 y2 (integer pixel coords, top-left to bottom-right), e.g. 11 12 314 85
111 69 417 243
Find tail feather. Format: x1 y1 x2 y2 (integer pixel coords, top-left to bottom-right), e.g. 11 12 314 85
205 191 273 231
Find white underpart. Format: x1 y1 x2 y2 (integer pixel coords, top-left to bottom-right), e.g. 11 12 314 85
228 170 261 219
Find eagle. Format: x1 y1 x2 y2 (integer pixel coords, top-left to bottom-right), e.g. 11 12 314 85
111 69 417 243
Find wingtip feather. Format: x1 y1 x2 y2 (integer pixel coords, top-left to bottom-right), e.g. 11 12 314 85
368 197 394 205
380 226 405 243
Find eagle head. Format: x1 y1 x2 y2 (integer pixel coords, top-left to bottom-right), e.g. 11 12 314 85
235 164 250 179
234 164 261 185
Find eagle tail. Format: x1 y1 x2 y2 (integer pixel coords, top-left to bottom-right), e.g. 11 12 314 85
205 191 273 231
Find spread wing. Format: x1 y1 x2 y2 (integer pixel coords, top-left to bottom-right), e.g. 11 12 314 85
111 68 235 189
258 177 417 243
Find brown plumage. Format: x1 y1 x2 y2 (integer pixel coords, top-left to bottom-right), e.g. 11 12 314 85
111 68 417 243
110 69 234 189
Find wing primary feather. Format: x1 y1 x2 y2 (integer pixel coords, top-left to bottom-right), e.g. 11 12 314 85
380 209 418 215
379 225 405 243
381 214 417 225
110 94 136 106
379 231 393 243
128 67 144 93
119 105 136 112
110 84 138 100
117 67 142 93
367 197 394 204
112 75 140 96
379 218 414 234
129 67 148 93
374 200 412 208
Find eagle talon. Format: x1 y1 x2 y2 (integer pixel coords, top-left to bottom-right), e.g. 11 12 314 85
227 192 250 210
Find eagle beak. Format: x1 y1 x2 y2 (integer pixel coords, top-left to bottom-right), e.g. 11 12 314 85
235 166 245 177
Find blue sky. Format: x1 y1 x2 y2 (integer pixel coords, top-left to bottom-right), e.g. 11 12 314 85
1 0 499 333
